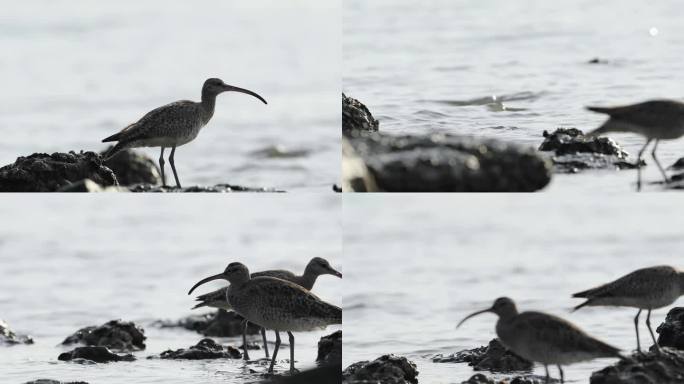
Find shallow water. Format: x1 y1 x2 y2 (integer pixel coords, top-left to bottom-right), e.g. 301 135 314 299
343 0 684 192
343 195 684 383
0 195 341 383
0 1 341 192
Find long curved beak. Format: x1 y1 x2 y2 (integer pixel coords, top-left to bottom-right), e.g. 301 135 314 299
328 266 343 278
187 273 226 295
456 308 493 329
223 84 267 104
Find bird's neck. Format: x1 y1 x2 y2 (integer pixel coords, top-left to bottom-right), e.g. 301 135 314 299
201 90 218 120
299 267 319 290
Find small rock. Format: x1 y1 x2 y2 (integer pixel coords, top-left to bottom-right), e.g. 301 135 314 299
590 348 684 384
154 310 260 337
0 151 117 192
100 147 162 186
317 330 342 365
24 380 90 384
153 338 241 360
343 93 380 136
128 183 282 193
668 158 684 171
61 320 146 352
539 128 637 173
656 307 684 350
343 354 418 384
433 339 533 372
266 364 342 384
58 346 135 363
0 319 34 345
461 373 547 384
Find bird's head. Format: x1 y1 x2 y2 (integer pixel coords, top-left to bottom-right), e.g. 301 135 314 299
202 78 267 104
456 297 518 328
306 257 343 278
187 262 251 295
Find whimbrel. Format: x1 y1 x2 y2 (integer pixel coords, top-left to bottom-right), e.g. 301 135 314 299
457 297 622 383
102 78 267 188
587 100 684 191
573 265 684 352
192 257 342 359
188 262 341 373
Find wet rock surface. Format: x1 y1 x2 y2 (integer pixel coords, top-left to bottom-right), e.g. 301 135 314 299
267 364 342 384
350 132 552 192
61 320 146 352
343 354 418 384
1 319 34 345
153 338 241 360
154 310 260 337
0 151 118 192
317 330 342 365
24 380 90 384
590 348 684 384
58 346 135 363
343 93 379 136
538 128 637 173
100 147 161 186
128 183 281 193
433 338 533 373
656 307 684 350
461 373 549 384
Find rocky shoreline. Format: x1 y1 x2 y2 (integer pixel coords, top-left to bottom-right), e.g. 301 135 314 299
0 150 281 192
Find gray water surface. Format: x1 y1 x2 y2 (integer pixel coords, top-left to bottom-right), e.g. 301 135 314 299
0 195 341 384
344 0 684 192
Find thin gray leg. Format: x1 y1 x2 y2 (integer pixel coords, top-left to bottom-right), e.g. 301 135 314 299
544 364 550 383
261 327 270 358
651 140 669 184
558 365 564 383
169 145 181 188
636 139 652 192
242 320 250 361
646 309 660 351
268 331 281 373
159 147 166 186
288 331 295 373
634 309 642 352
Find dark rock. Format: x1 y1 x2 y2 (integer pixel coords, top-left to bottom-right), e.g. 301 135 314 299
656 307 684 350
154 310 260 337
461 373 548 384
0 151 118 192
61 320 146 352
668 158 684 171
343 354 418 384
539 128 638 173
153 338 241 360
343 93 379 136
333 184 342 192
433 339 533 373
24 380 90 384
590 348 684 384
0 319 34 345
317 330 342 365
58 346 135 363
267 364 342 384
588 57 609 64
349 132 552 192
128 183 282 193
100 147 161 186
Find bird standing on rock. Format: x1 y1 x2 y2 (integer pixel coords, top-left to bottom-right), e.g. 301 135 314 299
102 78 267 188
458 297 622 383
586 100 684 191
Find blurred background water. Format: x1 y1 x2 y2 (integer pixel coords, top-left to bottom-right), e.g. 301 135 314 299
343 195 684 383
0 195 341 384
343 0 684 192
0 0 340 192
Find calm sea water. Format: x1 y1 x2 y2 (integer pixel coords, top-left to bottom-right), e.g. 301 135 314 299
0 1 341 192
0 195 341 384
343 195 684 383
343 0 684 192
